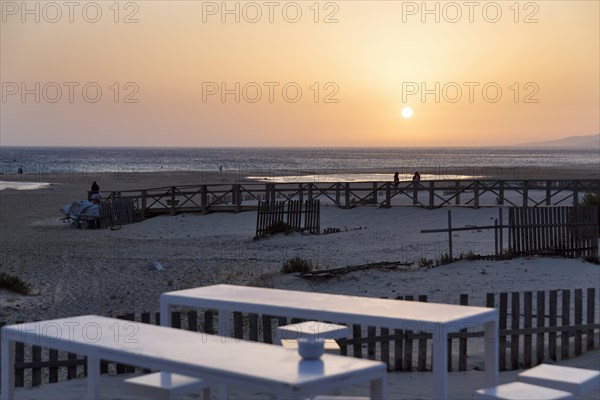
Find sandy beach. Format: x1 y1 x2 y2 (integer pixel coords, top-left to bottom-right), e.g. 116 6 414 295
1 167 599 322
1 168 599 399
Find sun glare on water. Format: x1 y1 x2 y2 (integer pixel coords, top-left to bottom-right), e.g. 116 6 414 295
401 107 413 119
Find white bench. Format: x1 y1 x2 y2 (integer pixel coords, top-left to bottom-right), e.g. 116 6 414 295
518 364 600 395
123 372 209 399
474 382 574 400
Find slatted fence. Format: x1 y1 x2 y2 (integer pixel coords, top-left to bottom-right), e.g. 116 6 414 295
99 198 137 229
255 200 320 239
508 206 598 257
1 287 597 389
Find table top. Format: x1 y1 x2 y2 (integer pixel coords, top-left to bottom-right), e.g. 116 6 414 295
2 315 386 391
162 284 497 330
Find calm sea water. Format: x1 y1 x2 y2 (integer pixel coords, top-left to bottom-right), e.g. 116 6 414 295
0 147 598 182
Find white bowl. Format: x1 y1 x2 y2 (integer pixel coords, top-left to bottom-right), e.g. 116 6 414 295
298 338 325 359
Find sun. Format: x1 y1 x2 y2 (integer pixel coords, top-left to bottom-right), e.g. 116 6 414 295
401 106 413 119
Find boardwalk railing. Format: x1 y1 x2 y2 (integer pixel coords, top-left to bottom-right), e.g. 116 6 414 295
255 200 320 239
104 180 600 217
1 288 597 388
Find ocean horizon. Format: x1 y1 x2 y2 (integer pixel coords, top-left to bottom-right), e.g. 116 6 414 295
1 146 598 182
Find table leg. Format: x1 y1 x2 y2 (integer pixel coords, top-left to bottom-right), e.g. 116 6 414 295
0 339 15 400
370 373 388 400
484 320 499 387
86 355 100 400
159 300 171 327
432 330 448 400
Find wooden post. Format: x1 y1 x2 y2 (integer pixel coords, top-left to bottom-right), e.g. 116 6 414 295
574 288 582 356
546 180 552 206
372 182 378 204
498 181 505 205
412 182 418 205
549 290 557 361
561 289 570 359
494 219 499 256
455 181 461 205
345 183 350 208
298 184 303 204
428 181 435 209
474 181 480 209
523 181 529 208
499 293 507 371
573 182 579 205
170 186 176 215
587 288 596 350
536 291 545 364
335 183 341 207
499 208 504 254
524 291 532 368
307 184 313 203
511 292 520 370
234 184 241 213
385 182 391 208
201 185 208 214
447 210 453 259
141 190 147 220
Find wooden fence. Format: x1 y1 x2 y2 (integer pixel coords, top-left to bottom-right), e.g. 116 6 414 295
255 200 320 239
99 198 137 229
1 288 597 388
508 206 598 258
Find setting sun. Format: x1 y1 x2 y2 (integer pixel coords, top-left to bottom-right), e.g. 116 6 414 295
401 107 414 119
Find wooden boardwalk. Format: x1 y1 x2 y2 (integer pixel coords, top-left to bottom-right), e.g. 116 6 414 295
104 179 600 219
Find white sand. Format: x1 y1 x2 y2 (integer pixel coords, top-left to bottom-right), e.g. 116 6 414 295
1 173 598 399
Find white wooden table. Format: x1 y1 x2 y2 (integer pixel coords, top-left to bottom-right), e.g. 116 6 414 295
0 315 386 400
161 284 499 399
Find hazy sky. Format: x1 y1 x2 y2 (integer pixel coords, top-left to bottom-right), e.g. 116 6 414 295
1 0 599 147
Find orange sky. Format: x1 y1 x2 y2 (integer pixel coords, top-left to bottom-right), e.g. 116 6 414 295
1 1 599 147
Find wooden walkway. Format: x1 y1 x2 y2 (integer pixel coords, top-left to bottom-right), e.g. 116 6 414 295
104 179 600 219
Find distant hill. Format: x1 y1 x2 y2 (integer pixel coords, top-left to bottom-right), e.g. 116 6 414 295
519 134 600 148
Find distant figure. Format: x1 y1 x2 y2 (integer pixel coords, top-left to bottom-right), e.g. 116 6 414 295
412 171 421 183
17 165 23 174
90 181 101 203
219 165 223 172
393 172 400 190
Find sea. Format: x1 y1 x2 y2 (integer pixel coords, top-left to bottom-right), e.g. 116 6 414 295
0 147 598 186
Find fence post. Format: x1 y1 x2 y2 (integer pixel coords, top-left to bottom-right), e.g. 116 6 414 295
298 184 303 204
546 180 552 206
573 182 579 205
201 185 208 214
335 183 341 207
587 288 596 350
455 181 461 205
307 184 313 203
522 181 529 208
447 210 453 259
372 182 378 204
498 181 505 205
385 182 391 208
428 181 435 209
536 291 546 365
474 181 480 209
345 183 351 208
170 186 176 215
234 184 241 213
141 190 147 219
